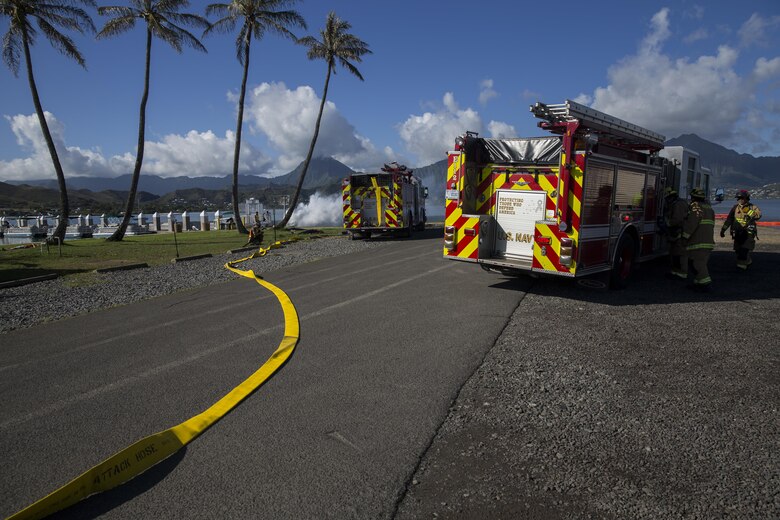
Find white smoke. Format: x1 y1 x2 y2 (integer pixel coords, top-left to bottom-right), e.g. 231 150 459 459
289 192 342 227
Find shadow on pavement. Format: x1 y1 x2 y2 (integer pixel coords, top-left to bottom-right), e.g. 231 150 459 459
343 226 444 242
49 448 187 520
488 251 780 305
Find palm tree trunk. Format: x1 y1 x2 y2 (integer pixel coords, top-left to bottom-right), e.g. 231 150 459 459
230 36 251 235
22 28 69 243
109 29 152 242
276 67 332 229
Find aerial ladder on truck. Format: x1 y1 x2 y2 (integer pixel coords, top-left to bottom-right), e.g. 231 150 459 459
444 99 680 288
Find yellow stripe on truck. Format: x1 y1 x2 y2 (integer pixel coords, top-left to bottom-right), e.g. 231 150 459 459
9 243 300 520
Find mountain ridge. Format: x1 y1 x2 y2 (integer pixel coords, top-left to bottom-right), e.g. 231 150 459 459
2 135 776 212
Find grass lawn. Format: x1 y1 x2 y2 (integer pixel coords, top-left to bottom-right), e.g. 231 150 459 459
0 228 343 284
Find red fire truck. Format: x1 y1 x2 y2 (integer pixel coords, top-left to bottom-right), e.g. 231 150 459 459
343 162 428 239
443 99 708 288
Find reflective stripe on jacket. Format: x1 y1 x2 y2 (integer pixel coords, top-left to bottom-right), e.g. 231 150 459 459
682 201 715 251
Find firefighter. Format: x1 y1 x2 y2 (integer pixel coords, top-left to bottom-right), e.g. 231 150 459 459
720 189 762 270
663 187 688 280
681 188 715 292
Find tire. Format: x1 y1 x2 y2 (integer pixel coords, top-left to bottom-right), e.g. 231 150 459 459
405 212 413 238
610 234 636 289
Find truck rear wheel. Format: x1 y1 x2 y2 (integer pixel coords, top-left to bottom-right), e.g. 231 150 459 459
610 234 636 289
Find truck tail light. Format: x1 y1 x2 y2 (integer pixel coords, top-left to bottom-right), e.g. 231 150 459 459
444 225 455 250
535 236 551 245
464 228 476 237
559 237 574 266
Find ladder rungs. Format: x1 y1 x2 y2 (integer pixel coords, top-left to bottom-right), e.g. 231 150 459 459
531 99 665 148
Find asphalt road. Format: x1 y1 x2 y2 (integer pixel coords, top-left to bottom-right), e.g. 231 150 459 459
0 229 531 519
396 243 780 519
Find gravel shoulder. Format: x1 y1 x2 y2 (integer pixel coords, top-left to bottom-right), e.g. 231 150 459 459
0 236 393 334
395 224 780 519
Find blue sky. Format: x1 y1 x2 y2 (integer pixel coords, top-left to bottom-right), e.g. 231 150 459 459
1 0 779 182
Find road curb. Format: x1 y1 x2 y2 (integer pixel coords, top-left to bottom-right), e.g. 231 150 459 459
0 273 58 289
227 246 259 254
95 263 149 273
171 253 212 263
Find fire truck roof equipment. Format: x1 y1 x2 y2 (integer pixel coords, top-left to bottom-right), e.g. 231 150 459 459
530 99 665 152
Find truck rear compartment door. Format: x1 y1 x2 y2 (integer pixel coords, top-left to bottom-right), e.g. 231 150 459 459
493 190 547 261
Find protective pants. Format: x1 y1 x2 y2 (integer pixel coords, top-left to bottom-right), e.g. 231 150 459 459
688 249 712 287
734 233 756 270
669 239 688 279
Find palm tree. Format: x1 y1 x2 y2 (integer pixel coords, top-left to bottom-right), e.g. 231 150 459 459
204 0 305 235
275 11 370 229
97 0 209 241
1 0 96 243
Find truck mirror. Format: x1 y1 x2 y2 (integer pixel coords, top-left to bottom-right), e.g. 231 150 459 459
714 187 724 202
424 187 429 198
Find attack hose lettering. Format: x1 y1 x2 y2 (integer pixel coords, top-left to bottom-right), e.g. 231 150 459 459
9 240 300 520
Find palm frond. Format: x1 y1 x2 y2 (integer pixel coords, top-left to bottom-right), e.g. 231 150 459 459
301 11 371 81
205 1 306 64
97 5 135 16
338 57 364 81
150 22 183 52
235 23 248 64
1 0 96 72
164 11 210 30
37 17 87 68
2 28 22 75
98 0 208 53
203 16 237 36
169 24 207 52
96 15 137 38
35 4 96 33
156 0 190 12
205 3 230 17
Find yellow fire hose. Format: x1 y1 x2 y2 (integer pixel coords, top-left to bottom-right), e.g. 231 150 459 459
370 177 383 226
8 240 300 520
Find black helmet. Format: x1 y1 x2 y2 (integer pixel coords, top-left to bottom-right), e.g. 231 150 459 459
690 188 706 200
736 189 750 200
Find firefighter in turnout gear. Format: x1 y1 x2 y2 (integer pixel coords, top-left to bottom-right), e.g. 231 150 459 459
682 188 715 292
663 187 688 279
720 190 761 270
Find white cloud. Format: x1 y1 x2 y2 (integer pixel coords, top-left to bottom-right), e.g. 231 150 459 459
0 112 115 180
753 56 780 82
684 28 708 44
478 79 498 106
239 81 390 173
288 191 341 227
139 129 270 177
738 13 780 48
585 9 779 155
0 112 270 180
684 5 705 21
397 92 483 165
642 8 671 54
521 89 541 101
488 121 516 138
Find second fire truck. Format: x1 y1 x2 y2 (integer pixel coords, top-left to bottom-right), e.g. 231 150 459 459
343 162 428 239
443 99 712 288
